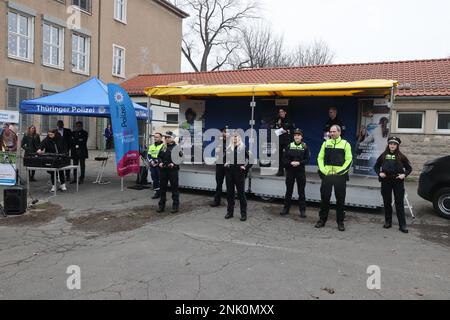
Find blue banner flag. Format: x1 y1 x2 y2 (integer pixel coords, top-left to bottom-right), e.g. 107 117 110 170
107 84 140 177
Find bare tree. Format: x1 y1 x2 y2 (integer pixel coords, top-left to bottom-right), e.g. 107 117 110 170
291 40 335 66
232 24 293 69
174 0 259 72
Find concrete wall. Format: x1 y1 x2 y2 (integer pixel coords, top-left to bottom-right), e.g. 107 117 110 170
390 99 450 177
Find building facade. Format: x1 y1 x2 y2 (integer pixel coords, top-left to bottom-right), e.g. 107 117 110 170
0 0 187 148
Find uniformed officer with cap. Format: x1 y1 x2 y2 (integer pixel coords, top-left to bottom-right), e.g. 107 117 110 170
157 131 183 213
374 136 412 233
316 125 353 231
281 128 311 218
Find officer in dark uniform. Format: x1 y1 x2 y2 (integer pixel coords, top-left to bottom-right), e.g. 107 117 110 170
272 108 295 176
374 136 412 233
157 131 183 214
211 127 229 207
224 133 253 222
71 121 89 184
323 107 346 139
281 129 311 218
316 125 353 231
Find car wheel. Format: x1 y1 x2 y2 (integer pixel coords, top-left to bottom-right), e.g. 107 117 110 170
432 187 450 220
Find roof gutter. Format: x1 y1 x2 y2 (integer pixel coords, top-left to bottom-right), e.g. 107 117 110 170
396 96 450 101
153 0 189 19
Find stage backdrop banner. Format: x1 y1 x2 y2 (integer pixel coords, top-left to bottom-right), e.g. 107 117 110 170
0 110 19 185
354 100 390 176
108 84 140 177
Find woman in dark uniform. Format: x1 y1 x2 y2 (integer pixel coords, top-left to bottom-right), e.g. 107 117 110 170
281 129 311 218
21 125 41 181
224 133 253 222
374 136 412 233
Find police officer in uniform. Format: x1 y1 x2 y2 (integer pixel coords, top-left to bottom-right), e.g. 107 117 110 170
324 107 346 139
374 136 412 233
272 108 295 176
157 131 183 213
316 125 353 231
148 133 164 199
71 121 88 184
211 127 229 207
225 133 253 222
281 129 311 218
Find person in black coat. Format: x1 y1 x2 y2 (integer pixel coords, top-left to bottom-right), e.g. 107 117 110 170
224 133 253 222
210 127 229 207
281 129 311 218
374 136 412 233
21 125 41 181
37 129 67 192
324 107 346 139
71 121 89 184
157 131 183 214
57 120 72 181
272 108 295 176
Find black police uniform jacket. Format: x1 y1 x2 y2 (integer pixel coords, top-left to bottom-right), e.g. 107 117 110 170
282 141 311 170
324 117 346 135
157 143 183 170
39 136 65 154
272 117 295 146
71 129 89 160
373 152 412 182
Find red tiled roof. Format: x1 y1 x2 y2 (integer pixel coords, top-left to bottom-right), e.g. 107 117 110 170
121 58 450 97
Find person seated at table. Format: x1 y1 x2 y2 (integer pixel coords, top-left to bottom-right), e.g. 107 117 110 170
0 123 18 152
21 125 41 182
37 129 67 192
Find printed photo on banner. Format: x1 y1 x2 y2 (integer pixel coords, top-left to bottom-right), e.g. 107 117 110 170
179 100 205 163
354 100 390 176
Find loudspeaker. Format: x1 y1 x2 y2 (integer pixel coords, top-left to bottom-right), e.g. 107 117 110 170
4 187 27 216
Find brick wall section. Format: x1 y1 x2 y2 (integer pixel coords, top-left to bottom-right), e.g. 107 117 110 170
398 134 450 178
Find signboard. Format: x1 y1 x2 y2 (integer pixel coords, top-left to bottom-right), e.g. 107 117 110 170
0 110 19 185
354 100 390 176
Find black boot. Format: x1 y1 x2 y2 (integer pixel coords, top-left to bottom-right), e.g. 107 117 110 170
399 226 409 233
171 205 179 214
240 214 247 222
280 206 290 216
210 201 221 207
338 223 346 232
157 205 165 213
300 210 307 218
383 223 392 229
225 213 234 219
315 220 326 228
152 192 161 199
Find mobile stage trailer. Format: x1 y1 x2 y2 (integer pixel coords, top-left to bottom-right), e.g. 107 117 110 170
145 80 398 209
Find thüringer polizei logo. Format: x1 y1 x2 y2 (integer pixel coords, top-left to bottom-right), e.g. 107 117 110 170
114 91 124 104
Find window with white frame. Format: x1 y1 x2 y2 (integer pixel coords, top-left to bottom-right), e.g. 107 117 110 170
166 113 179 125
72 33 90 74
437 112 450 131
112 45 126 78
396 112 424 133
114 0 127 23
43 23 64 69
8 11 34 62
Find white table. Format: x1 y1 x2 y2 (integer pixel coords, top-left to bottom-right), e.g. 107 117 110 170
26 165 79 197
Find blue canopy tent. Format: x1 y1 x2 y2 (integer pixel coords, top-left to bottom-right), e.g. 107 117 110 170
18 77 152 190
20 77 150 121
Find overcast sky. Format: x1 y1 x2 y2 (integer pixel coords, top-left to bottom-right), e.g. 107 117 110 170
259 0 450 64
179 0 450 71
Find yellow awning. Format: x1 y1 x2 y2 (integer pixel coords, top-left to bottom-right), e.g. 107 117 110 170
144 80 398 102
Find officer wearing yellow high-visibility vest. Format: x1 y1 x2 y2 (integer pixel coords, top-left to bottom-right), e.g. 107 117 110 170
281 129 311 218
148 133 164 199
316 125 353 231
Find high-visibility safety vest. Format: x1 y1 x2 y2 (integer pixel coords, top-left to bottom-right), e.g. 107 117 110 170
317 137 353 176
148 142 164 159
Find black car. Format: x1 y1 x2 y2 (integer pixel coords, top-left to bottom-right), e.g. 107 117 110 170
418 155 450 219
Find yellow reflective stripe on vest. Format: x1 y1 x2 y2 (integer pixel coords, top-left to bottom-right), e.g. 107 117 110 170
148 143 164 158
289 142 305 150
